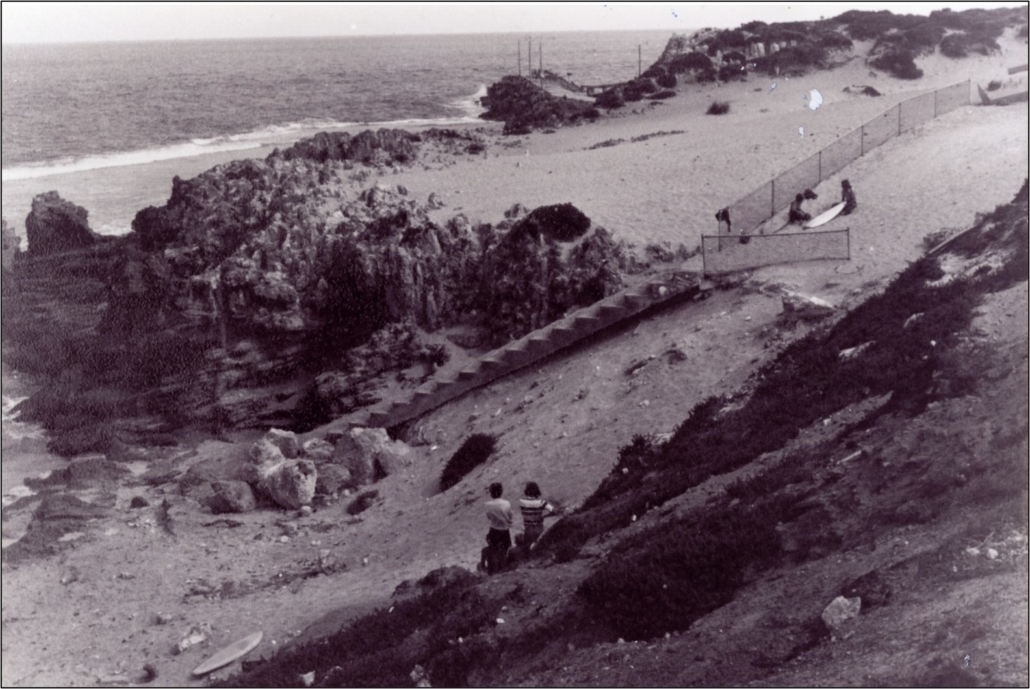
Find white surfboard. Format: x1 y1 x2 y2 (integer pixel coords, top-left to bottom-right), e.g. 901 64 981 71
192 631 263 676
805 201 847 229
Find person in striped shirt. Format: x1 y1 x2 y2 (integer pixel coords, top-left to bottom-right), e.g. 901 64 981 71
518 481 556 548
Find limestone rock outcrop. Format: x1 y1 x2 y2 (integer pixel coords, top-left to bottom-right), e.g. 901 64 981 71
332 427 412 486
24 191 100 256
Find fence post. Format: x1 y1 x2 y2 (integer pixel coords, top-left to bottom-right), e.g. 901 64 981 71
846 228 851 260
861 125 865 156
934 88 938 118
898 102 902 135
770 179 776 216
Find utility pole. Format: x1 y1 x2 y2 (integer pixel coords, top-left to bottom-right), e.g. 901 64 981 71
539 41 543 88
639 44 642 78
518 40 521 76
528 37 532 78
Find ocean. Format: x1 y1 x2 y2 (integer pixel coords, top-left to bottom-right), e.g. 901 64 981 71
2 31 676 180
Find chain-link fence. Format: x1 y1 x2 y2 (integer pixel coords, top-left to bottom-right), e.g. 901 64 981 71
702 229 850 274
719 80 970 242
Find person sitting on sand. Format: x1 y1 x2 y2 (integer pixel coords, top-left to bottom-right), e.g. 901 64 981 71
789 193 812 225
480 482 513 574
841 179 857 216
518 481 556 549
789 188 818 225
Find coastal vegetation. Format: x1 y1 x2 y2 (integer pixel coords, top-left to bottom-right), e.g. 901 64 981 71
217 180 1029 687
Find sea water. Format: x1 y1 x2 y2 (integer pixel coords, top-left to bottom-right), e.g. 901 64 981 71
2 31 675 177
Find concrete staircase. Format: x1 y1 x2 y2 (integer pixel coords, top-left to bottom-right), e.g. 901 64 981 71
321 269 704 434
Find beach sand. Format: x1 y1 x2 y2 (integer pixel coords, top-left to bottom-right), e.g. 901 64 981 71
0 33 1027 687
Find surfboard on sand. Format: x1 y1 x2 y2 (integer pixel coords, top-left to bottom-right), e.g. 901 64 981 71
192 631 263 676
805 201 847 229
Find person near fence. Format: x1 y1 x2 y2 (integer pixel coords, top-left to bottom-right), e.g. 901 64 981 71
788 189 818 225
841 179 857 216
480 482 513 574
715 207 732 234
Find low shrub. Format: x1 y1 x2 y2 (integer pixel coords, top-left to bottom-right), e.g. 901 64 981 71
649 89 677 100
718 64 747 82
594 87 625 110
578 503 783 640
668 51 714 74
939 34 968 58
870 50 923 79
439 433 497 491
514 203 592 242
623 82 644 102
696 67 718 83
707 100 731 115
632 77 658 95
987 80 1002 92
723 50 747 63
656 72 677 89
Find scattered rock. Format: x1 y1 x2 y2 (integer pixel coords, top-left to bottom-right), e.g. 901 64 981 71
257 460 317 510
153 612 174 626
175 624 212 655
264 428 300 459
782 291 835 322
410 664 431 687
821 595 861 630
209 481 257 514
300 671 316 687
301 438 334 462
333 428 412 485
138 663 158 683
838 341 874 361
315 464 355 496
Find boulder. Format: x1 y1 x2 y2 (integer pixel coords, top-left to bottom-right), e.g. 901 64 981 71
209 481 257 514
302 437 335 461
315 464 355 495
263 428 300 459
257 459 317 509
821 595 861 630
782 291 835 321
248 438 287 470
333 428 412 485
25 191 99 256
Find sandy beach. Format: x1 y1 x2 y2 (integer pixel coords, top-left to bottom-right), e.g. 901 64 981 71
1 27 1027 688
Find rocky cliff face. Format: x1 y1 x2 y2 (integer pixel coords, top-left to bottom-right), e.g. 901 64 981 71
24 191 101 256
480 76 600 134
6 130 630 440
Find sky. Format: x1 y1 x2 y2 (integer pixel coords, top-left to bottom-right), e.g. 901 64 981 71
2 2 1023 44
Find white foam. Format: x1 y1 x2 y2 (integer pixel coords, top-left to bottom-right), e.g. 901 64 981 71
1 102 486 182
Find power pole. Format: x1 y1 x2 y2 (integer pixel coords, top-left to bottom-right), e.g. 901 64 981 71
518 40 521 76
539 41 543 88
639 44 642 78
528 37 532 78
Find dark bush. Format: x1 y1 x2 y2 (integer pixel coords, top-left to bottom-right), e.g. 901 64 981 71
723 50 747 63
656 72 677 89
718 64 747 82
633 78 658 95
696 67 718 83
439 433 497 491
870 50 923 79
467 142 486 154
594 87 625 110
649 89 677 100
987 80 1002 92
623 82 644 102
817 31 855 52
579 503 782 640
707 100 731 115
705 28 748 55
668 51 713 74
503 118 533 136
939 33 969 58
514 203 592 242
347 489 379 515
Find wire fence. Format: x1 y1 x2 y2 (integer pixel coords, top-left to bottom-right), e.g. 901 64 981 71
719 80 971 239
702 229 851 274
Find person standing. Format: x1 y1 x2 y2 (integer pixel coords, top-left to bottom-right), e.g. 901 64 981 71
482 482 513 574
841 179 857 216
518 481 556 549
